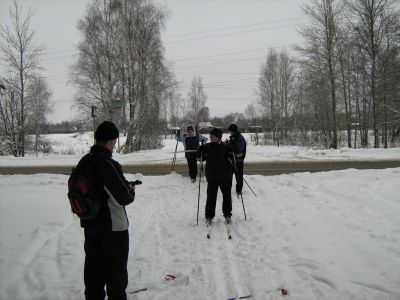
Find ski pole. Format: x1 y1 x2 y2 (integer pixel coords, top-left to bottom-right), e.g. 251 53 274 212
228 156 248 220
239 192 247 221
171 128 179 173
197 150 203 226
242 176 257 198
228 157 258 198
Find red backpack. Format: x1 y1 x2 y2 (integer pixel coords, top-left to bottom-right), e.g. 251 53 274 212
67 160 103 220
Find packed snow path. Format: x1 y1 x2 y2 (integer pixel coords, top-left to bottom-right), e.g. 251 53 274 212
1 169 399 299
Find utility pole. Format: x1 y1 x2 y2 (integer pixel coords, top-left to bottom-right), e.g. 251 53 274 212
91 105 97 144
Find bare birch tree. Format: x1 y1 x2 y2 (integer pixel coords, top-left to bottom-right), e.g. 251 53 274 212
72 0 121 122
258 48 295 145
278 50 295 139
0 0 43 156
25 76 52 154
0 77 19 155
72 0 174 152
346 0 400 147
298 0 342 148
258 48 279 144
187 76 207 125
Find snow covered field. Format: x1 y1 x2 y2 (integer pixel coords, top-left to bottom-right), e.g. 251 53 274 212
1 168 399 299
1 133 399 167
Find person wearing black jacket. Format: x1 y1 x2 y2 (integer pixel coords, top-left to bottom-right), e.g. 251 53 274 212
76 121 135 300
198 128 233 225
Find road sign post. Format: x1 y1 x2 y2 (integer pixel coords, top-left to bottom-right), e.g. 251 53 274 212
91 105 97 144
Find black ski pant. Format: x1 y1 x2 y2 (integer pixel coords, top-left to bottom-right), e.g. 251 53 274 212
84 229 129 300
232 161 244 194
186 156 198 180
205 180 232 219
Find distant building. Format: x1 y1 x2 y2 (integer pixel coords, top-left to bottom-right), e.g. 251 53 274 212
199 122 213 129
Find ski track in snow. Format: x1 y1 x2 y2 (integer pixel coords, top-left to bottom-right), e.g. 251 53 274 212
1 169 400 299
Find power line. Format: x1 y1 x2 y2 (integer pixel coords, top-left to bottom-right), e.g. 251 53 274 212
166 23 304 44
179 77 258 86
175 57 265 70
36 76 259 87
206 87 256 90
30 18 303 58
174 48 266 62
206 77 258 85
208 97 257 101
175 44 296 62
43 42 295 61
24 45 295 77
165 17 306 38
176 72 258 75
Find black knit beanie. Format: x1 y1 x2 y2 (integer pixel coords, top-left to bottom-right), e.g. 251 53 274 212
228 124 238 133
95 121 119 141
210 128 222 139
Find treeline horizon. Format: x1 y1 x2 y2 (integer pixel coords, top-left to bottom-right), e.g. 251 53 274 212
1 0 399 157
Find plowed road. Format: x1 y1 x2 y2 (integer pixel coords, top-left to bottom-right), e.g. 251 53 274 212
1 160 399 176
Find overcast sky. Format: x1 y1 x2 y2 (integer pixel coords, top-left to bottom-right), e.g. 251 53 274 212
0 0 309 123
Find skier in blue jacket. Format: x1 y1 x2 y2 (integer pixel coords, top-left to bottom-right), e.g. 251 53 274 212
176 125 208 182
226 124 247 196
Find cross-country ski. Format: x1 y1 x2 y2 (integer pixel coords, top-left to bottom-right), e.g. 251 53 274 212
206 223 213 239
127 287 147 294
226 294 252 300
206 219 232 240
127 273 189 295
225 221 232 240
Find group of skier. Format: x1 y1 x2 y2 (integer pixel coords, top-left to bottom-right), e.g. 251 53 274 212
175 124 247 225
72 121 246 299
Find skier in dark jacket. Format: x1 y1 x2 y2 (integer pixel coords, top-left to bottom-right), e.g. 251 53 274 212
76 121 136 300
176 125 208 182
226 124 247 196
198 128 233 225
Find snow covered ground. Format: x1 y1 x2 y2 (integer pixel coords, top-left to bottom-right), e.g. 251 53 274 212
1 133 399 167
1 168 399 299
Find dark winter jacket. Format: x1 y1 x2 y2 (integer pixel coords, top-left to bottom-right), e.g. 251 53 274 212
227 133 246 162
77 145 135 233
176 134 208 158
199 141 232 182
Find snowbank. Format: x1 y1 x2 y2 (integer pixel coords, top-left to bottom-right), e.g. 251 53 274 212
1 168 399 299
1 133 399 167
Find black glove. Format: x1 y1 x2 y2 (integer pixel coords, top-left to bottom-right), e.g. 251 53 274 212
129 180 142 186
